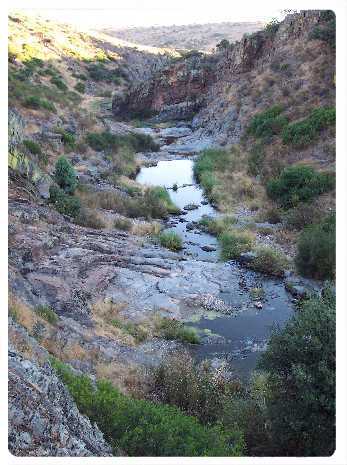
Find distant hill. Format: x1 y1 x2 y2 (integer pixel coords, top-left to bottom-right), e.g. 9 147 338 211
100 21 265 52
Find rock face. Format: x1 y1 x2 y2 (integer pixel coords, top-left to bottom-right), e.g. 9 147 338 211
114 11 335 152
112 52 217 121
8 346 112 457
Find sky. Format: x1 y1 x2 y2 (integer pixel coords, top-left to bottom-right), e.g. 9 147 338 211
18 3 287 30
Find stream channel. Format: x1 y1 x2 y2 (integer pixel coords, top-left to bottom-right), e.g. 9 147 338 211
136 128 295 379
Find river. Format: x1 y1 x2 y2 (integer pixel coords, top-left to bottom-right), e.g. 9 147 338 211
136 129 295 379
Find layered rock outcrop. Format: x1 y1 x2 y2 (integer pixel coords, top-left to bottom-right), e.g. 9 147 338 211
112 53 218 121
114 11 335 151
8 336 112 457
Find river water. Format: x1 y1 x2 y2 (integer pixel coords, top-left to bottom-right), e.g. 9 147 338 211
136 139 294 379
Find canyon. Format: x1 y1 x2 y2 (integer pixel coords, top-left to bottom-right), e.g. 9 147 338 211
8 10 335 457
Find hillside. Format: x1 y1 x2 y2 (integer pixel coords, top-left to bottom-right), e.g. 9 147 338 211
114 10 336 229
101 21 264 51
8 10 336 458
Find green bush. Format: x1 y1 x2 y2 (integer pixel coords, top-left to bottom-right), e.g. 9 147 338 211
54 128 76 150
50 76 68 91
308 12 335 48
266 165 335 208
158 231 183 251
247 106 288 140
282 107 335 148
87 63 124 83
265 19 280 35
219 228 255 260
74 81 86 93
54 156 78 194
50 359 242 456
146 186 179 214
295 213 335 279
194 149 229 180
249 246 288 277
24 95 56 112
72 72 87 80
155 318 200 344
36 305 58 324
49 185 81 218
259 287 335 456
23 139 41 155
86 131 159 153
199 215 237 235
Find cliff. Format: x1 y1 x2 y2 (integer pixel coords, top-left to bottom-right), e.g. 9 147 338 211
114 10 335 164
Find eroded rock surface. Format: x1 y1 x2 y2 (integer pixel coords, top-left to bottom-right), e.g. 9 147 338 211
8 343 112 457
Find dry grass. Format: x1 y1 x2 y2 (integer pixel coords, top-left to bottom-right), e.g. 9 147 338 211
91 299 135 344
132 220 161 236
95 362 144 395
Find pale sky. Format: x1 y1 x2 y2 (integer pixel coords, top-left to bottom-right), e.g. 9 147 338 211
19 3 287 30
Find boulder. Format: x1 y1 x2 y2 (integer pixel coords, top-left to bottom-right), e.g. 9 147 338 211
201 245 217 252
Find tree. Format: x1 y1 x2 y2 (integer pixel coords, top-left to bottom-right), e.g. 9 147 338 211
259 288 336 456
54 156 77 194
216 39 230 51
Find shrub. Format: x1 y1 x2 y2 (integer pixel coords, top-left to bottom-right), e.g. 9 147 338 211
259 287 335 456
85 131 159 153
147 352 239 424
23 139 41 155
36 305 58 324
282 107 335 148
265 19 280 35
283 202 325 230
249 246 288 277
309 12 335 48
72 73 87 81
158 231 183 251
114 217 132 231
24 95 56 112
110 319 148 343
78 186 178 220
145 186 179 215
155 318 200 344
74 82 85 93
247 143 266 176
54 128 76 150
50 76 68 91
74 208 105 229
247 106 288 140
219 228 255 260
266 165 335 208
51 359 242 456
199 215 237 235
54 156 78 194
194 148 229 181
257 206 282 224
86 132 116 151
295 213 335 279
49 185 81 217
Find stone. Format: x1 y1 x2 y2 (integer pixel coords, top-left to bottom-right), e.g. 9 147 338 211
239 251 257 264
183 203 199 211
185 222 196 230
201 245 217 252
8 347 113 457
285 279 310 300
